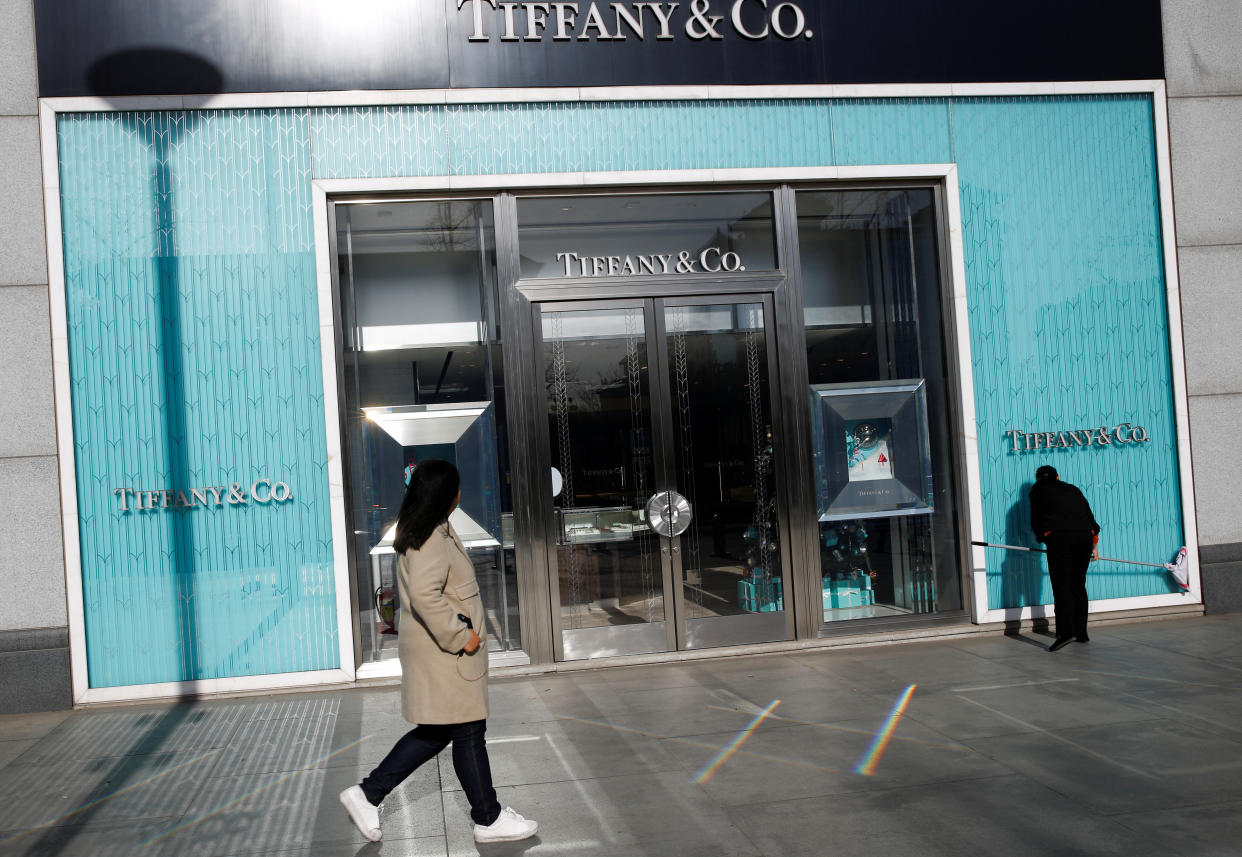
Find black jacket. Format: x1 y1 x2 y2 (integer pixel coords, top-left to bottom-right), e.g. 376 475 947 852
1029 479 1100 543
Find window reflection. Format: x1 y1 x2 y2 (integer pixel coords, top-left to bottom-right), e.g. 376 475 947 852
797 189 961 624
336 200 522 663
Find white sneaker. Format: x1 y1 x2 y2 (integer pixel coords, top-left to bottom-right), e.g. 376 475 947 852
339 785 382 842
474 806 539 843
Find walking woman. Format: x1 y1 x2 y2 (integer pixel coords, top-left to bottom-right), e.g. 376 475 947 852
340 459 538 844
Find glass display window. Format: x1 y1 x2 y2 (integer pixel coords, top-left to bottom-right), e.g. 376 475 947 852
335 199 522 663
796 188 962 625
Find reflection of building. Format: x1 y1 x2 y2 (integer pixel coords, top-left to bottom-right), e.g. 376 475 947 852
1 0 1236 712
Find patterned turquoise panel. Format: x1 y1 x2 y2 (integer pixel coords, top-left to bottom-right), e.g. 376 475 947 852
949 95 1181 609
58 110 337 688
447 100 835 174
309 100 835 179
311 105 450 179
831 98 953 166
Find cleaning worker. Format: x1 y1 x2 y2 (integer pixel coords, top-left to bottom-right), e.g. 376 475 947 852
1029 465 1100 652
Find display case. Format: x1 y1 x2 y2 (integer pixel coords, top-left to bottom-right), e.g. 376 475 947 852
362 401 502 546
557 506 649 544
810 379 934 522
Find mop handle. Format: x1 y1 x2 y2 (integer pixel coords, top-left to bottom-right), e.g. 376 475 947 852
970 540 1170 568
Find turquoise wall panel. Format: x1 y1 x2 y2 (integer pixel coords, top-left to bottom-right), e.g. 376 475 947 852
58 93 1185 686
831 97 953 166
950 95 1180 608
58 111 337 688
311 106 450 180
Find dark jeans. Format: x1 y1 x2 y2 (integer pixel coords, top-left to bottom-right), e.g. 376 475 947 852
359 719 501 826
1045 531 1093 639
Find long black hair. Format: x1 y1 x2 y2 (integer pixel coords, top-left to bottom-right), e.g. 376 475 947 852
393 459 460 554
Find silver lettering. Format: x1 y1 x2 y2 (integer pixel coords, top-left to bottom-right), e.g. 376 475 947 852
657 253 673 273
685 0 723 38
207 485 224 506
459 0 496 40
524 2 551 39
612 2 644 38
731 0 768 38
607 255 621 275
1005 430 1024 452
699 247 722 272
770 1 806 38
1054 432 1068 448
114 488 132 512
722 251 742 271
251 479 273 503
557 251 577 276
174 490 191 508
643 1 678 38
500 2 520 39
637 255 657 274
578 2 612 38
552 2 578 38
620 255 637 275
591 256 606 276
1133 425 1150 442
1114 422 1133 444
272 482 293 502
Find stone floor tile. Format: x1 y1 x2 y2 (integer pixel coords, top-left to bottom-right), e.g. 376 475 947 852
442 772 763 857
966 716 1242 816
0 749 218 830
660 714 1006 807
436 716 683 791
0 711 72 744
0 818 178 857
728 774 1176 857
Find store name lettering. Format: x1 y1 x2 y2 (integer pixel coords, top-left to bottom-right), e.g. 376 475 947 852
457 0 812 42
1004 423 1151 452
556 247 744 277
113 479 294 512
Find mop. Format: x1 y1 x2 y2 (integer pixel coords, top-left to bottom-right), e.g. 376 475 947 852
972 541 1190 591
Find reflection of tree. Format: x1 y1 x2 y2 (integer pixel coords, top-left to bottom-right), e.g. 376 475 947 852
418 201 482 252
544 353 626 414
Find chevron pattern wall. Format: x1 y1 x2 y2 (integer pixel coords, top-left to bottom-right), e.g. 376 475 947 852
56 93 1179 686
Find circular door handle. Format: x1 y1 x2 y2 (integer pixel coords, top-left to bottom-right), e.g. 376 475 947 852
646 491 692 537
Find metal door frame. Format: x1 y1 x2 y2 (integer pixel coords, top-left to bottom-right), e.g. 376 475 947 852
531 291 793 661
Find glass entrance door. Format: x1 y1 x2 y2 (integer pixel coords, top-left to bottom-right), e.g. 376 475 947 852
538 296 788 660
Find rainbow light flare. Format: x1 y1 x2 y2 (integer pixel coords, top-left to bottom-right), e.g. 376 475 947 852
693 699 781 784
853 684 917 776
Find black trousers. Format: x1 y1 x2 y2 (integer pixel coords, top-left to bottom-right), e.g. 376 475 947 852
359 719 501 826
1044 531 1093 639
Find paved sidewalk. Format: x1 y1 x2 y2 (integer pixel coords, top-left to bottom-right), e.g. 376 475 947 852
2 614 1241 857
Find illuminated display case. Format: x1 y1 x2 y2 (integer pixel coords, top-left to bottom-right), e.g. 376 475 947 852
557 506 649 545
810 379 934 521
363 401 502 548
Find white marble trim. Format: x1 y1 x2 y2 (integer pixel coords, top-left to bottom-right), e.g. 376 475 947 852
976 590 1198 625
38 102 91 704
1151 81 1202 599
39 80 1164 114
74 668 354 705
312 183 359 682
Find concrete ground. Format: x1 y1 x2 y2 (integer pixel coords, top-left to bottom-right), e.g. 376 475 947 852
1 614 1241 857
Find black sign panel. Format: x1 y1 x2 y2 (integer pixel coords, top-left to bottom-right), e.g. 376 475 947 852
34 0 1164 98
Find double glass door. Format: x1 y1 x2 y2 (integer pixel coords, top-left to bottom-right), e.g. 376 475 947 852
537 295 789 660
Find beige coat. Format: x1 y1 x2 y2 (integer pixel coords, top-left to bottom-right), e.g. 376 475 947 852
396 522 488 724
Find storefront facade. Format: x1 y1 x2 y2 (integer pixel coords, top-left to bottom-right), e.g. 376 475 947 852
24 0 1204 703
